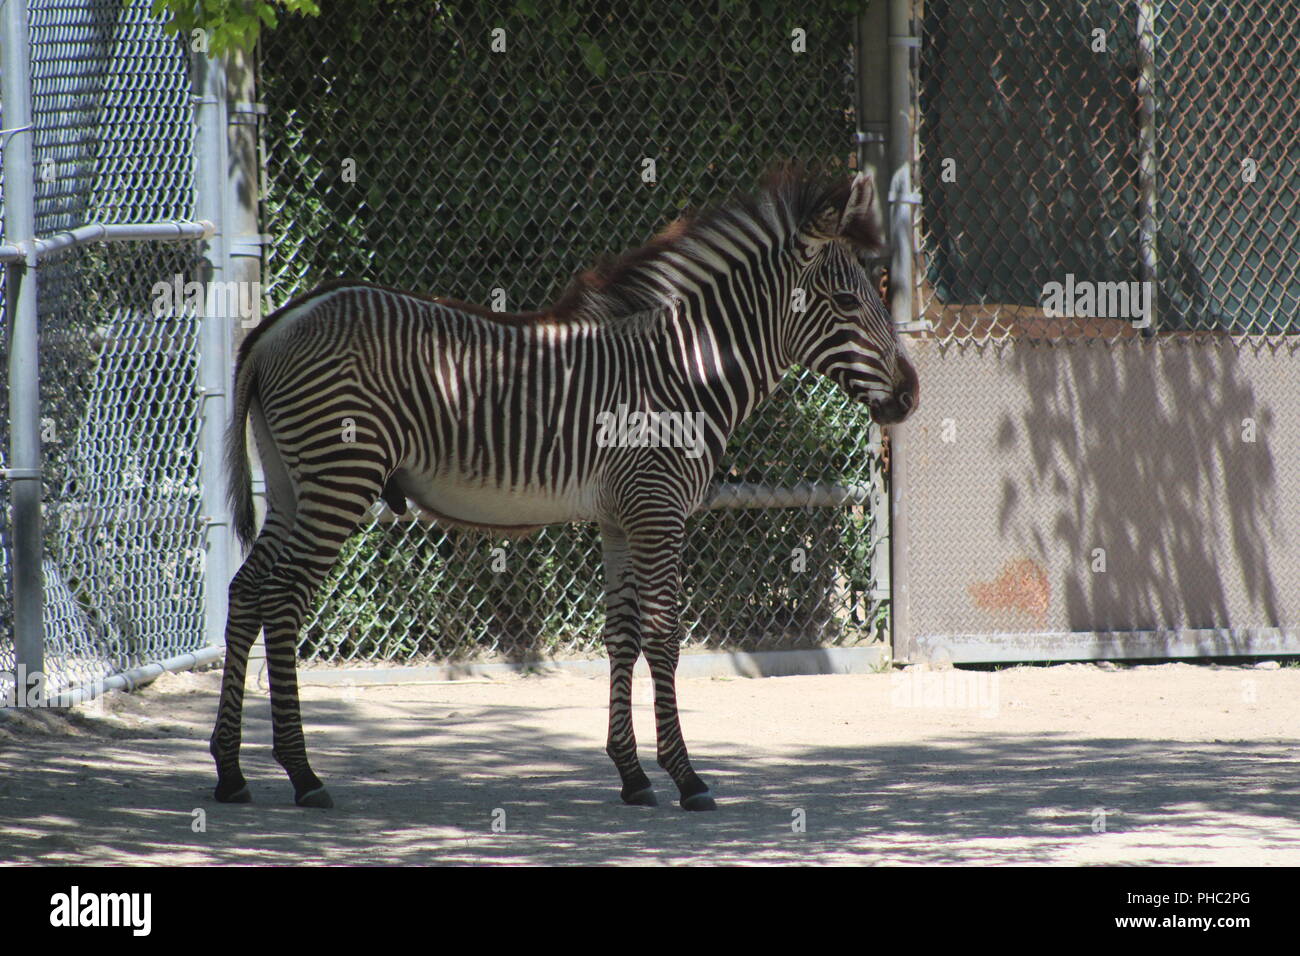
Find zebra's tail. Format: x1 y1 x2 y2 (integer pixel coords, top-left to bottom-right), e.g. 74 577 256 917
225 350 259 552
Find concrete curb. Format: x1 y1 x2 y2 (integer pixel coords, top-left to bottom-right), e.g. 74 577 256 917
1 646 888 718
298 645 890 685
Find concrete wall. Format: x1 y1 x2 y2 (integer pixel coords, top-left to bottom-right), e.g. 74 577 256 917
899 336 1300 662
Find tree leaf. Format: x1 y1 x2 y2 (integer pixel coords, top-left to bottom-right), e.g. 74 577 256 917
578 36 607 79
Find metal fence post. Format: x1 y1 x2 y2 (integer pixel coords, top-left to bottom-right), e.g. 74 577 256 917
887 0 918 663
193 49 235 650
855 4 890 204
2 0 45 703
226 46 264 533
1137 0 1159 337
856 2 894 645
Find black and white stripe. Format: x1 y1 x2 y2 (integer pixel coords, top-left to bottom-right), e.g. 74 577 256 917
209 169 918 810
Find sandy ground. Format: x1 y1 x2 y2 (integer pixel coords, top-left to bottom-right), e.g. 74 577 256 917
1 661 1298 865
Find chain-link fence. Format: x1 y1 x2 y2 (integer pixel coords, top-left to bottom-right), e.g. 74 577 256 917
916 0 1300 341
1 0 208 698
259 0 889 663
901 0 1300 660
32 241 208 693
8 0 1297 689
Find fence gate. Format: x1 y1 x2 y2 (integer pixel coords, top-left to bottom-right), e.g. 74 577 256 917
4 1 899 699
13 1 1283 691
1 0 232 703
895 0 1300 662
256 2 893 667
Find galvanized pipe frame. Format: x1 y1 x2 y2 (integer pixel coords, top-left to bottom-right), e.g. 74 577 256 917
913 628 1300 667
3 0 45 702
849 1 897 653
192 49 239 656
885 0 919 663
41 644 225 710
1136 0 1159 338
0 220 215 264
1 5 236 704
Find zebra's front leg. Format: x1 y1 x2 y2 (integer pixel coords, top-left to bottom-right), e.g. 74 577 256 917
643 634 713 810
628 522 715 811
600 526 656 806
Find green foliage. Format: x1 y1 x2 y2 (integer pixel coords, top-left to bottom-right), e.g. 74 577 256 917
257 0 889 659
146 0 321 55
304 523 606 662
260 1 864 303
146 0 867 58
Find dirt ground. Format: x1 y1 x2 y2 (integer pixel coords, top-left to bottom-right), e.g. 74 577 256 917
1 661 1298 865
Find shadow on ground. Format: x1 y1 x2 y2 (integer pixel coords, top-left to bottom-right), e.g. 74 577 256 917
2 681 1297 865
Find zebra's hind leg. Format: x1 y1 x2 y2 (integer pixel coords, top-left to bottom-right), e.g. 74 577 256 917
210 513 292 803
260 472 382 808
600 526 656 806
627 519 715 811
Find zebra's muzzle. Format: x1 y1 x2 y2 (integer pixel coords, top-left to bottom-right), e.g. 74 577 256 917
868 354 918 426
868 393 911 425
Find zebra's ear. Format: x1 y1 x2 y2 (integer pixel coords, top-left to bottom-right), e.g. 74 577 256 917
836 172 888 256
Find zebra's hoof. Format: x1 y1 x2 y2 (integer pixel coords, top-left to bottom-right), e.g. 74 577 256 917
622 786 659 807
680 791 717 812
295 786 334 809
214 783 251 804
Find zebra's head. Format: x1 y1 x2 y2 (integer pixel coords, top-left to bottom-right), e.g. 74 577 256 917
788 172 918 426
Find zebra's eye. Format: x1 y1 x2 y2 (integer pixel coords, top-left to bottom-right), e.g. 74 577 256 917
831 291 861 312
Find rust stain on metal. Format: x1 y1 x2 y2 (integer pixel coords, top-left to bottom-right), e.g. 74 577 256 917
969 558 1050 624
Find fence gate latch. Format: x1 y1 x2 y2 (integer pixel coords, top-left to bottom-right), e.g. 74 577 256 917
229 234 270 258
231 101 268 125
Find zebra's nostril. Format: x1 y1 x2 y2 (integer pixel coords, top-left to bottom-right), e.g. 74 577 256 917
899 390 914 411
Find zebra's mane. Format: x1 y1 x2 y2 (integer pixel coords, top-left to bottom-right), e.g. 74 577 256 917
242 168 871 365
548 167 871 325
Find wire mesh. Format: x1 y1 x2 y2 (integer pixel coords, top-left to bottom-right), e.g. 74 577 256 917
8 0 1293 685
35 241 208 693
1 0 202 698
259 1 889 663
1157 3 1300 331
916 0 1300 342
0 209 8 688
29 0 194 233
904 0 1300 657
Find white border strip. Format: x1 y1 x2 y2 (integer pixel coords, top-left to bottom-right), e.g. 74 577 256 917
912 627 1300 664
298 646 889 685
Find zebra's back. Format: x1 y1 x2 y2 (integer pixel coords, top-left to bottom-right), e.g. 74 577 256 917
245 282 693 531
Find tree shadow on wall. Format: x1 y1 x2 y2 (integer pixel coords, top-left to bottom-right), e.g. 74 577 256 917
995 338 1283 644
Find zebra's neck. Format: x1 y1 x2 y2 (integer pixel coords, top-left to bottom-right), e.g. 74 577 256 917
647 241 797 461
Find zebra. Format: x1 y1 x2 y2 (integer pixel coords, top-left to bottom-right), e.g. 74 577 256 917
210 168 918 811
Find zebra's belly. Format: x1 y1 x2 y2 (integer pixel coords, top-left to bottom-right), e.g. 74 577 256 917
392 469 593 530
